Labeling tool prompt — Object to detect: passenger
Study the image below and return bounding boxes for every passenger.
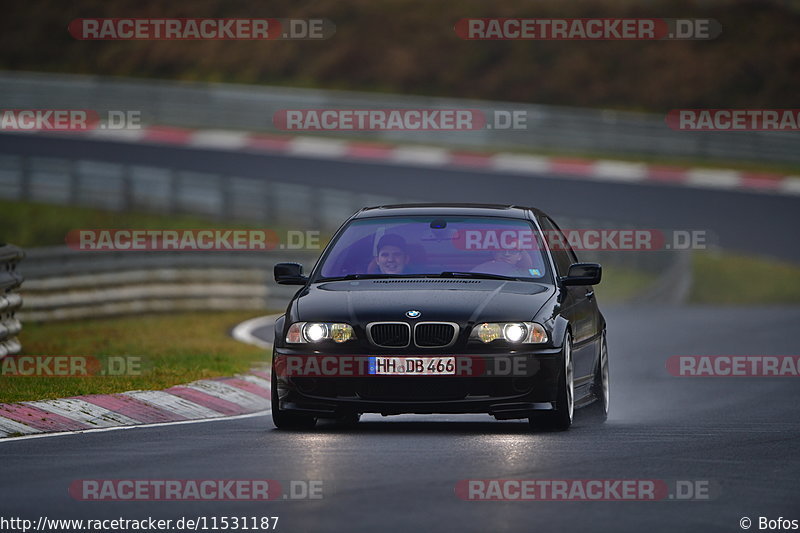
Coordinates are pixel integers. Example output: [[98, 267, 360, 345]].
[[472, 244, 530, 277]]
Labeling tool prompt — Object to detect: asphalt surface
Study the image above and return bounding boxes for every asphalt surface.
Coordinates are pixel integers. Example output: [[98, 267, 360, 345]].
[[2, 305, 799, 533], [2, 133, 800, 262]]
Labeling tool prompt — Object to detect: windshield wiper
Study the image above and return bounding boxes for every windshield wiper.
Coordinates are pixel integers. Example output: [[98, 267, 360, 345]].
[[317, 273, 428, 281], [319, 272, 522, 282], [437, 271, 518, 281]]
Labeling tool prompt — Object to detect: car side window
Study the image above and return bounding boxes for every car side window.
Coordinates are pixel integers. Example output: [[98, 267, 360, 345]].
[[539, 216, 576, 277]]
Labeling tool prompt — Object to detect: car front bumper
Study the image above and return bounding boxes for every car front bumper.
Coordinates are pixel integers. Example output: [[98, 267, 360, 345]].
[[272, 350, 562, 419]]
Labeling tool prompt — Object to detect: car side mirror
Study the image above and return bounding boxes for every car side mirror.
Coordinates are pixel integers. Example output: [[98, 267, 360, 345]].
[[561, 263, 601, 286], [274, 263, 308, 285]]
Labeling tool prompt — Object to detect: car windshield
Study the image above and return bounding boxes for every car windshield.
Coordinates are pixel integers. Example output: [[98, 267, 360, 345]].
[[315, 215, 552, 283]]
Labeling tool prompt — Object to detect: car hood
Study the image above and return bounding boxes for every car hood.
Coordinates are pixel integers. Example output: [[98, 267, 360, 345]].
[[292, 279, 555, 325]]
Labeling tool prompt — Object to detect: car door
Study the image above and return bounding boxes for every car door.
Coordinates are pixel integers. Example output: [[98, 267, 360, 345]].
[[540, 216, 600, 382]]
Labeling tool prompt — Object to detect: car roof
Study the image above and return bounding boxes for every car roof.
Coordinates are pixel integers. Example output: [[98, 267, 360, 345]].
[[353, 203, 547, 220]]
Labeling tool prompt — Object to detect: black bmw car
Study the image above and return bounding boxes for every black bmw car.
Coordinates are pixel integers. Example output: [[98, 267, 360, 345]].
[[271, 204, 610, 431]]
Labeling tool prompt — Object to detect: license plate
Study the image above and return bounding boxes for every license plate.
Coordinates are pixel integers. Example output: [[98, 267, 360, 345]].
[[368, 356, 456, 375]]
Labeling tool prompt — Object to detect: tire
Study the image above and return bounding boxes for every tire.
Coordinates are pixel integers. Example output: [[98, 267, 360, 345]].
[[271, 368, 317, 430], [584, 331, 610, 423], [529, 332, 574, 431]]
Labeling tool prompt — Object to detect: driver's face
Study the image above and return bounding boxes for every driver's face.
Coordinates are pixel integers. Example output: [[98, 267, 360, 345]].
[[376, 245, 409, 274], [494, 247, 522, 265]]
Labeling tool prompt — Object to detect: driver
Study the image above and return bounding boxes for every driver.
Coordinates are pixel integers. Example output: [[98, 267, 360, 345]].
[[374, 234, 410, 274], [472, 241, 530, 277]]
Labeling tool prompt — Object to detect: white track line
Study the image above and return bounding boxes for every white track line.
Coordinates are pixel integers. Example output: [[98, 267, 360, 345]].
[[289, 137, 349, 158], [231, 314, 279, 349], [390, 146, 450, 167], [592, 160, 648, 182], [188, 129, 249, 150], [685, 168, 742, 189], [780, 177, 800, 195], [491, 153, 551, 175]]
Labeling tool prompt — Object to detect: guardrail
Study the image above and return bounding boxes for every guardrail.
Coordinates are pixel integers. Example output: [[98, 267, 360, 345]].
[[0, 244, 24, 357], [0, 154, 400, 234], [1, 71, 798, 165], [19, 247, 318, 322]]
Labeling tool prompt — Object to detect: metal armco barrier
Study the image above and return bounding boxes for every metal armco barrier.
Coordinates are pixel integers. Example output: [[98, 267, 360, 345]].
[[0, 155, 399, 234], [18, 247, 319, 322], [0, 244, 24, 357], [1, 71, 798, 165]]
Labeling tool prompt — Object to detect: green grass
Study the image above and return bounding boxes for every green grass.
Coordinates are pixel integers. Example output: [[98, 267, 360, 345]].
[[0, 199, 262, 248], [597, 251, 800, 305], [594, 268, 655, 303], [0, 311, 271, 403], [690, 251, 800, 305]]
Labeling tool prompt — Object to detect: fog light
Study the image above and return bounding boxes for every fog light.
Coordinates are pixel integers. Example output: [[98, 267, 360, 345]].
[[476, 323, 503, 343], [331, 323, 355, 343]]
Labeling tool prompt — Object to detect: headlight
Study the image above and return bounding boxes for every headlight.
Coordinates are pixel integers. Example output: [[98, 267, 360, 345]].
[[503, 323, 527, 343], [472, 322, 548, 344], [286, 322, 355, 344]]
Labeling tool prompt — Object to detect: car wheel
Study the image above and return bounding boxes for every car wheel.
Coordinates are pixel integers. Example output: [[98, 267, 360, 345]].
[[584, 331, 610, 423], [271, 367, 317, 430], [529, 332, 574, 431]]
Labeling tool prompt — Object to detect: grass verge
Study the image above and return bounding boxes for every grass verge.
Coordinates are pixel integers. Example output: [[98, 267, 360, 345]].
[[594, 268, 655, 303], [0, 199, 262, 248], [0, 311, 271, 403], [690, 251, 800, 305]]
